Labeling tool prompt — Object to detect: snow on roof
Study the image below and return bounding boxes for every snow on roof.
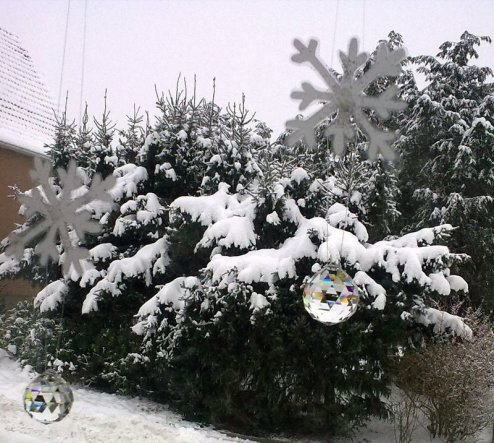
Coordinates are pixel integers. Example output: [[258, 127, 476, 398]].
[[0, 27, 55, 156]]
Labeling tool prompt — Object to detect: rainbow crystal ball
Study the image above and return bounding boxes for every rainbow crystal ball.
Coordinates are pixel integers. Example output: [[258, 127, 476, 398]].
[[23, 370, 73, 424], [303, 267, 359, 325]]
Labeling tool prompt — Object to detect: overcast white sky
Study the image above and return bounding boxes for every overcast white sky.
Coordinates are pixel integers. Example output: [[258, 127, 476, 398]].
[[1, 0, 493, 137]]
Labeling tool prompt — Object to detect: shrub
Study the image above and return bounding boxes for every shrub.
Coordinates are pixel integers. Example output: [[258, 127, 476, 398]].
[[393, 309, 494, 442], [0, 301, 73, 373]]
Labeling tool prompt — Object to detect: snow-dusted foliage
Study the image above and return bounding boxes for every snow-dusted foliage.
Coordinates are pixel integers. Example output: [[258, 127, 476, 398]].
[[82, 237, 169, 314], [287, 37, 406, 160], [135, 178, 469, 345], [0, 84, 267, 322], [397, 31, 494, 308]]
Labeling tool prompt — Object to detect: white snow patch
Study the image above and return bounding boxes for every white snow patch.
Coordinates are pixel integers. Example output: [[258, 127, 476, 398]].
[[266, 211, 280, 225], [89, 243, 116, 263], [428, 272, 451, 295], [354, 271, 387, 309], [172, 183, 239, 226], [176, 129, 187, 141], [447, 275, 469, 292], [133, 277, 200, 336], [34, 280, 68, 312], [249, 292, 270, 312], [197, 217, 256, 251], [414, 307, 473, 339], [290, 167, 309, 184], [110, 164, 148, 201]]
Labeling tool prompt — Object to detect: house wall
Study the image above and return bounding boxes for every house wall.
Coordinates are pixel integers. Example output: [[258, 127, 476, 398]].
[[0, 144, 41, 308]]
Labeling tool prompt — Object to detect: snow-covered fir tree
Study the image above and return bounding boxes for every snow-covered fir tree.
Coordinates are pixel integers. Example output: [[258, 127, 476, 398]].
[[88, 91, 117, 178], [116, 105, 148, 166], [0, 75, 476, 438], [397, 31, 494, 308], [131, 158, 470, 435]]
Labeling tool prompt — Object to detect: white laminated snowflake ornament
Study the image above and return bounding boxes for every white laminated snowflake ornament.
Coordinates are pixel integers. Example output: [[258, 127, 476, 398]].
[[286, 37, 407, 160], [6, 158, 116, 277]]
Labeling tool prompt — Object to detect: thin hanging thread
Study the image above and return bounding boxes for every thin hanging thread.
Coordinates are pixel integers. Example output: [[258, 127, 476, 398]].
[[43, 265, 49, 372], [57, 0, 71, 114], [330, 0, 340, 69], [362, 0, 366, 49], [337, 0, 367, 267], [56, 0, 87, 368], [55, 289, 67, 363], [326, 0, 340, 267], [339, 146, 356, 266], [79, 0, 88, 124]]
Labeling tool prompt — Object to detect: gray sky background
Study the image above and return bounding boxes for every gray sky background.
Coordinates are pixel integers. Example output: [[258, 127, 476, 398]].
[[1, 0, 493, 138]]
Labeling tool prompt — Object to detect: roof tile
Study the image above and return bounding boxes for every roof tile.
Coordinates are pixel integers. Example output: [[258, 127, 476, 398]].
[[0, 27, 56, 155]]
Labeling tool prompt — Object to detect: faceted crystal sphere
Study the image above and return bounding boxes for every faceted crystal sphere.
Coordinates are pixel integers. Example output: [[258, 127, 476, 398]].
[[23, 370, 74, 424], [303, 267, 359, 325]]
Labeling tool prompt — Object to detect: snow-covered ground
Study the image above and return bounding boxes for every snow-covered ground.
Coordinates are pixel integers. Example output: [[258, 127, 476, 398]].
[[0, 349, 491, 443], [0, 349, 252, 443]]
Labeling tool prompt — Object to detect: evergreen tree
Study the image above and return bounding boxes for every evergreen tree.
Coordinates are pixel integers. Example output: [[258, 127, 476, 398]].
[[0, 84, 268, 391], [397, 31, 494, 308], [89, 90, 116, 178], [116, 106, 147, 166], [47, 97, 78, 172], [133, 158, 470, 437], [201, 94, 264, 195], [0, 71, 475, 440], [73, 103, 93, 170]]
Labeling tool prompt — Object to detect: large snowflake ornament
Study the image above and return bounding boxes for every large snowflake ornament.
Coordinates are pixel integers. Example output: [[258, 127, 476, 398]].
[[286, 37, 407, 160], [6, 158, 116, 277]]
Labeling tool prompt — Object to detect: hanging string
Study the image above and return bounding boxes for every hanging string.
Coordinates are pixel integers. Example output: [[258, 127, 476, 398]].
[[337, 0, 367, 268], [57, 0, 71, 115], [362, 0, 366, 49], [57, 0, 88, 368], [339, 145, 355, 266], [330, 0, 340, 69], [78, 0, 88, 124], [326, 0, 341, 267], [43, 265, 50, 372], [55, 283, 67, 366]]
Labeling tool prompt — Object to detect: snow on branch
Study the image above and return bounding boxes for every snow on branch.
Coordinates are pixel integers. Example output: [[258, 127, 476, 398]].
[[326, 203, 369, 242], [35, 280, 68, 312], [114, 193, 165, 237], [110, 164, 148, 201], [133, 276, 200, 337], [82, 237, 169, 314], [196, 193, 466, 320], [0, 252, 24, 277], [382, 224, 455, 247], [171, 183, 245, 226], [413, 306, 473, 339], [196, 216, 257, 251], [208, 232, 317, 285]]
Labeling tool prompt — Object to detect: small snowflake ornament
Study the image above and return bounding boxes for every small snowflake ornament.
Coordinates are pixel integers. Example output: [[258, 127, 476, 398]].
[[6, 158, 116, 277], [286, 37, 407, 160]]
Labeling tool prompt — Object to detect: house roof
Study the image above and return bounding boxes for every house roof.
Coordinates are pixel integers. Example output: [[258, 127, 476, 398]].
[[0, 27, 55, 157]]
